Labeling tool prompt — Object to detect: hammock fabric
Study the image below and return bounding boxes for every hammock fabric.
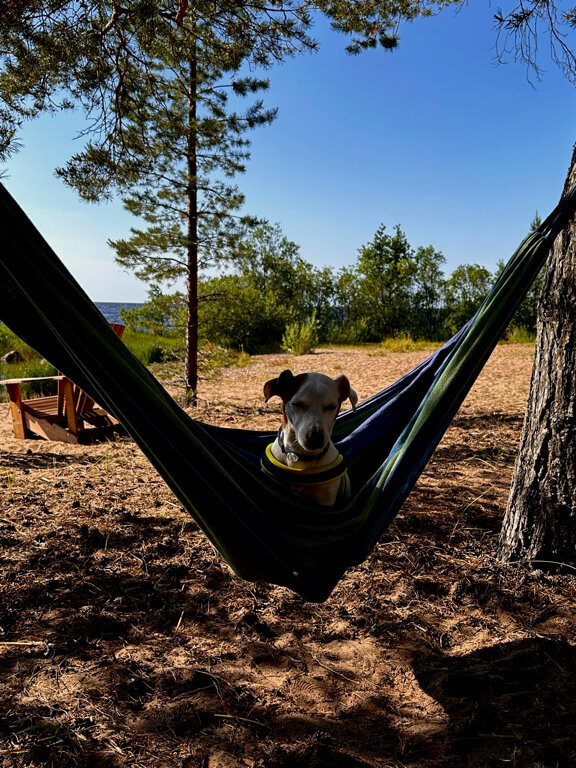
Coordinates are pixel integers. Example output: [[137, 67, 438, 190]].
[[1, 183, 575, 601]]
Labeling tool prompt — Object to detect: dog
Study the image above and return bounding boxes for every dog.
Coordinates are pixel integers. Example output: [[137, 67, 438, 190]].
[[262, 369, 358, 506]]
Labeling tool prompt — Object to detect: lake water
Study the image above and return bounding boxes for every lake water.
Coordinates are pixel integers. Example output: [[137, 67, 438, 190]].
[[95, 302, 142, 324]]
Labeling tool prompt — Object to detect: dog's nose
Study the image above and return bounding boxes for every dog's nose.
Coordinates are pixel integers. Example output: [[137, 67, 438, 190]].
[[305, 426, 326, 450]]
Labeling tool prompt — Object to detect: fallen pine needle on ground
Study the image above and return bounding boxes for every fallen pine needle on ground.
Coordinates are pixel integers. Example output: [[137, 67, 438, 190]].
[[1, 344, 575, 768]]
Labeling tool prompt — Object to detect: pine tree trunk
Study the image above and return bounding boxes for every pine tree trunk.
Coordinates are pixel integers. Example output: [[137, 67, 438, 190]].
[[185, 41, 199, 405], [499, 145, 576, 564]]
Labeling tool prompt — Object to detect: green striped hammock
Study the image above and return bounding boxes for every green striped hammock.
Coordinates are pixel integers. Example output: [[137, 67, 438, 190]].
[[1, 182, 574, 601]]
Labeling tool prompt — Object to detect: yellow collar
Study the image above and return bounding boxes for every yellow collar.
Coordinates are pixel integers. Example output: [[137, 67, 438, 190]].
[[262, 443, 348, 486]]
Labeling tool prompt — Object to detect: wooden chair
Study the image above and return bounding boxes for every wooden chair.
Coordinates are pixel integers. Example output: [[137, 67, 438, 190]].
[[2, 323, 125, 443]]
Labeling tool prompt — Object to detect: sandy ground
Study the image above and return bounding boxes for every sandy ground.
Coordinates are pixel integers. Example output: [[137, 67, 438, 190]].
[[1, 344, 575, 768]]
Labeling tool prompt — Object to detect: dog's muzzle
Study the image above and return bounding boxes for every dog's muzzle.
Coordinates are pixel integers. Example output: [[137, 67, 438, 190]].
[[302, 426, 326, 451]]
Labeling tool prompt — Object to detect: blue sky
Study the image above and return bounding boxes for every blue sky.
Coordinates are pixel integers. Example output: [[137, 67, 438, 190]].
[[3, 3, 576, 301]]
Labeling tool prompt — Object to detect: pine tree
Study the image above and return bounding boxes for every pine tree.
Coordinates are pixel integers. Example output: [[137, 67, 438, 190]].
[[499, 147, 576, 566], [53, 12, 299, 402]]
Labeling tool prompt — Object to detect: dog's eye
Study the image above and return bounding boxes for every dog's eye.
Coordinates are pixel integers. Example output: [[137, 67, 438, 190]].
[[324, 404, 338, 412]]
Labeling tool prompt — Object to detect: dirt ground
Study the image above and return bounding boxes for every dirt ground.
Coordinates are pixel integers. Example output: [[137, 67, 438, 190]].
[[1, 344, 575, 768]]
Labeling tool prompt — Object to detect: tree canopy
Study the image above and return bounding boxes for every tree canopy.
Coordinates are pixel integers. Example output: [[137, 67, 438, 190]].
[[122, 219, 527, 353], [0, 0, 472, 165]]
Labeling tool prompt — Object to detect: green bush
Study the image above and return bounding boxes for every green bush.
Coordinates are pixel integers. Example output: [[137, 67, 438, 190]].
[[324, 317, 374, 345], [0, 323, 38, 361], [503, 325, 536, 344], [120, 286, 186, 336], [122, 329, 184, 365], [199, 276, 284, 353], [282, 311, 319, 356]]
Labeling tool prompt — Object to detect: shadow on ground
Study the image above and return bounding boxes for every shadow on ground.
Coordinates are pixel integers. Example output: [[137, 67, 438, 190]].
[[414, 638, 576, 767]]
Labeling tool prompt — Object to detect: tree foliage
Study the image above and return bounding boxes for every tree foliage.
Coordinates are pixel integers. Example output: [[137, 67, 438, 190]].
[[0, 0, 471, 164], [232, 222, 337, 335], [122, 221, 520, 352], [494, 0, 576, 83], [0, 2, 314, 162], [198, 222, 334, 352], [199, 273, 283, 352], [443, 263, 492, 334], [334, 224, 447, 342], [355, 224, 417, 338], [412, 244, 447, 339]]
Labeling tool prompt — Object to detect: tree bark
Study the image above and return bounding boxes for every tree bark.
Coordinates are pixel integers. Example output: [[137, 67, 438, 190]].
[[499, 144, 576, 565]]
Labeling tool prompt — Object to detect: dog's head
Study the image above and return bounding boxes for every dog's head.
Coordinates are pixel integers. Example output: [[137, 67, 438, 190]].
[[264, 370, 358, 454]]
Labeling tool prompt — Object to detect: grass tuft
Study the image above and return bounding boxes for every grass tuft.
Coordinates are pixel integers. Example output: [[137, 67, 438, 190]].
[[379, 333, 440, 354], [282, 311, 319, 356]]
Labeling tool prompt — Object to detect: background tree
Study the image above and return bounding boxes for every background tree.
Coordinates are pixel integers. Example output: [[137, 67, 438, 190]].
[[411, 245, 447, 339], [333, 228, 448, 342], [233, 222, 338, 337], [333, 266, 370, 343], [198, 273, 283, 352], [200, 222, 303, 352], [120, 285, 186, 336], [233, 222, 310, 319], [499, 147, 576, 566], [198, 222, 338, 351], [443, 263, 493, 334], [353, 224, 417, 340], [495, 213, 545, 337]]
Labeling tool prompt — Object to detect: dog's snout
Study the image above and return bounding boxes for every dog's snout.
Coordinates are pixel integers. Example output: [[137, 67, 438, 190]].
[[305, 426, 326, 450]]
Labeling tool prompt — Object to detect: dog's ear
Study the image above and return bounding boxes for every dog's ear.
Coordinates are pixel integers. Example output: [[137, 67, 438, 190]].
[[264, 369, 295, 402], [335, 374, 358, 412]]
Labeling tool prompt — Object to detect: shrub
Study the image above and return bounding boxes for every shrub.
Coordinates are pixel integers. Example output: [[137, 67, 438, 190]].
[[282, 311, 319, 356], [120, 286, 186, 336], [122, 329, 184, 365], [503, 325, 536, 344], [324, 317, 374, 345], [199, 276, 283, 353], [380, 333, 438, 354], [0, 323, 38, 361]]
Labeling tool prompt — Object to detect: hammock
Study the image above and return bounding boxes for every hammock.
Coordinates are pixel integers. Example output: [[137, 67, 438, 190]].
[[1, 182, 574, 601]]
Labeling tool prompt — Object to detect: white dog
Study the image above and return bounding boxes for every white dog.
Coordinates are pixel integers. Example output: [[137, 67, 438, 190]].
[[263, 370, 358, 506]]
